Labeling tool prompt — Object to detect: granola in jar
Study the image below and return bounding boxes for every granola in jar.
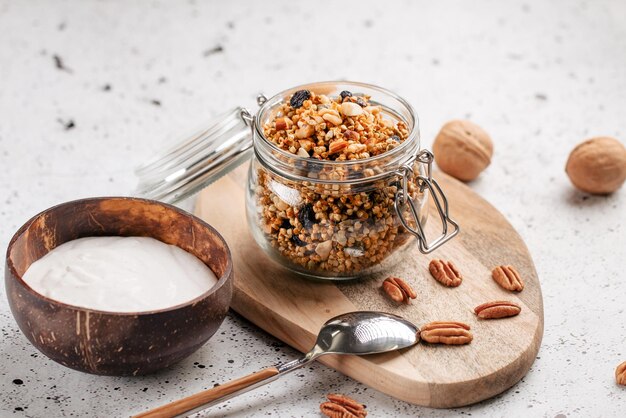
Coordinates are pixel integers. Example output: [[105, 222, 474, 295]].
[[137, 80, 458, 279], [262, 90, 409, 161], [248, 87, 425, 277]]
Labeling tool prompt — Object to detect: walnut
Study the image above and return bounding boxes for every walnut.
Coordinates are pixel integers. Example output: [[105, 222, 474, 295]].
[[617, 361, 626, 386], [565, 137, 626, 195], [432, 120, 494, 181]]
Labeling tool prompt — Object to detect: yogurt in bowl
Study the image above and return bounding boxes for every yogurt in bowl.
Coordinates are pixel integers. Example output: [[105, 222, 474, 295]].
[[22, 236, 219, 313], [5, 197, 233, 376]]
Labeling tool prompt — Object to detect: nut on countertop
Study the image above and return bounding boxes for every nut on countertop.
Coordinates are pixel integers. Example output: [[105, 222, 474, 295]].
[[616, 361, 626, 386], [565, 136, 626, 195], [432, 120, 494, 181], [320, 394, 367, 418]]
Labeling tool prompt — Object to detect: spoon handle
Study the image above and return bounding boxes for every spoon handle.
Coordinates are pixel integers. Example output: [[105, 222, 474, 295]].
[[132, 366, 280, 418]]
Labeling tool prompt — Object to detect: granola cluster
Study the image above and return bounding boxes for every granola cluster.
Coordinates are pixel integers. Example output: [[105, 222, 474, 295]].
[[262, 89, 409, 161], [253, 89, 420, 276]]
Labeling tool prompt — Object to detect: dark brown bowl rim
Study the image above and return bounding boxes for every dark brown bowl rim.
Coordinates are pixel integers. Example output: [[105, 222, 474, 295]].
[[5, 196, 233, 317]]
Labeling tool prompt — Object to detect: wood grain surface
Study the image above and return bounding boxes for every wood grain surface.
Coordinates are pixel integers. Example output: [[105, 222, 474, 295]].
[[194, 164, 543, 408]]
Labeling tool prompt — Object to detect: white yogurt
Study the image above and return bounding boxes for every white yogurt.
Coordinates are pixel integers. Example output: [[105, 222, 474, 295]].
[[21, 236, 219, 312]]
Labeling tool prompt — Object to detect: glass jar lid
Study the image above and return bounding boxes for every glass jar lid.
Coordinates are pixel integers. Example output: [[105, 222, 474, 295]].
[[135, 107, 253, 203]]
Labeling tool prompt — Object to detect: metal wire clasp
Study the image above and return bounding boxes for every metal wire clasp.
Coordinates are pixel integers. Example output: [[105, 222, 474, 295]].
[[241, 94, 268, 128], [394, 149, 460, 253], [240, 108, 254, 126]]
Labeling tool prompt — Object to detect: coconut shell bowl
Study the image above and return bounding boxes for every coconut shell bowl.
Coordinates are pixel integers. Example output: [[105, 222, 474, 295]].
[[5, 197, 233, 376]]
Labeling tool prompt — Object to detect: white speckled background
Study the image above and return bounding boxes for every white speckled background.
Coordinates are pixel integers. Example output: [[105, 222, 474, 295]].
[[1, 0, 625, 416]]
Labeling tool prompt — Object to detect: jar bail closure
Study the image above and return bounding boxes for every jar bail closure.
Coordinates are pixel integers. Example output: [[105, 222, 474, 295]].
[[394, 150, 460, 253]]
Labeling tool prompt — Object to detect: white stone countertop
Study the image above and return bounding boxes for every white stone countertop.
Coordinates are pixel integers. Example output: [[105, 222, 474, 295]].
[[1, 0, 625, 416]]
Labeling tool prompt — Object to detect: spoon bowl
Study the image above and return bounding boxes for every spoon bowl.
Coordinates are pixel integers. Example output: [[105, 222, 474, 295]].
[[314, 311, 420, 356]]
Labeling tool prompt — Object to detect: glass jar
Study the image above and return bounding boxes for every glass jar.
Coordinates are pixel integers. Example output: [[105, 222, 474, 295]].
[[136, 81, 459, 280]]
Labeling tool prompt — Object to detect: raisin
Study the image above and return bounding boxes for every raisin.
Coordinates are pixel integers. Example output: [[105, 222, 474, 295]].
[[290, 235, 307, 247], [356, 97, 367, 107], [290, 90, 311, 109], [280, 218, 291, 229], [340, 90, 352, 101], [297, 204, 317, 229], [390, 134, 401, 142]]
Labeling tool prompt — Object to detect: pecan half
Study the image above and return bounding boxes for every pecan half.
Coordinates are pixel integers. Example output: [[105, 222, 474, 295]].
[[329, 139, 348, 155], [420, 321, 473, 345], [382, 277, 417, 304], [320, 394, 367, 418], [492, 265, 524, 292], [617, 361, 626, 386], [474, 300, 521, 319], [382, 280, 404, 303], [429, 259, 462, 287], [320, 402, 356, 418]]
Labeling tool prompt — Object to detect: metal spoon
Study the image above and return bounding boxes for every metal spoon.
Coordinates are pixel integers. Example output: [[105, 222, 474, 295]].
[[133, 311, 420, 418]]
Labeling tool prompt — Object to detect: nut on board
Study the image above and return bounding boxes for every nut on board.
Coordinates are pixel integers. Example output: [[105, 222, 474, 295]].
[[432, 120, 494, 181], [565, 136, 626, 195]]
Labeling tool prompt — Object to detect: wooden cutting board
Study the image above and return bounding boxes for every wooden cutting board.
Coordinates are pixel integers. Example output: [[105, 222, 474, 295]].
[[194, 163, 543, 408]]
